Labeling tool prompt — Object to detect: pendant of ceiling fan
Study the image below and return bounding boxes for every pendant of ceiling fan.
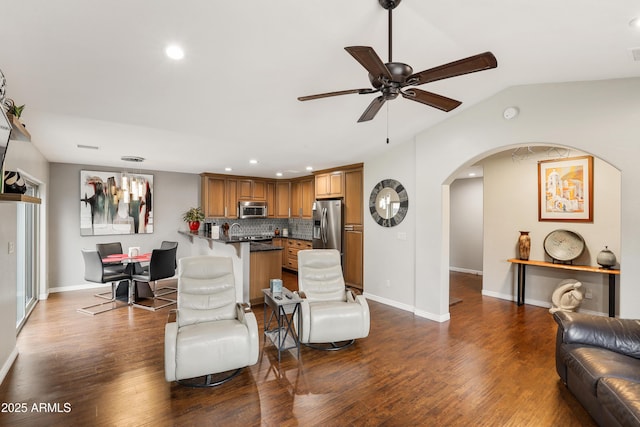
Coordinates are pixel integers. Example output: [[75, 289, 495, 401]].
[[298, 0, 498, 123]]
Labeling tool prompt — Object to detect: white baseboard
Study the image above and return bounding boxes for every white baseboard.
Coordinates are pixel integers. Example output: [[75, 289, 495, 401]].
[[50, 277, 176, 294], [414, 308, 451, 322], [449, 267, 483, 275], [49, 283, 109, 293], [363, 292, 450, 323], [0, 347, 19, 386], [481, 290, 607, 316]]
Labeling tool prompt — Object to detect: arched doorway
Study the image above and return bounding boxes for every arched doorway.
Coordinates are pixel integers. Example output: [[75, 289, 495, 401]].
[[445, 144, 621, 316]]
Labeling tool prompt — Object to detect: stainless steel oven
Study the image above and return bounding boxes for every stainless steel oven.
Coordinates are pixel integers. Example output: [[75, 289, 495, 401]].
[[238, 201, 268, 219]]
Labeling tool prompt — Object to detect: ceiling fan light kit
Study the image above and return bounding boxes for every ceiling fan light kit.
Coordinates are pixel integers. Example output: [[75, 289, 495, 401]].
[[298, 0, 498, 123]]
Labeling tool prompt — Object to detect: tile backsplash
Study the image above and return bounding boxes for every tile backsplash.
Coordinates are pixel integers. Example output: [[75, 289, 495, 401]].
[[205, 217, 313, 240]]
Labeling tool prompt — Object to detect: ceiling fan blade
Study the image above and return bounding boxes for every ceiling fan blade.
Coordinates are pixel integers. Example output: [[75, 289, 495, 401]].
[[358, 96, 386, 122], [345, 46, 392, 81], [298, 88, 373, 101], [406, 52, 498, 86], [402, 88, 462, 112]]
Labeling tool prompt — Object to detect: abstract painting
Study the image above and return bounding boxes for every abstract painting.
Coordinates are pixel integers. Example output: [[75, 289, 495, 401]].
[[538, 155, 593, 222], [80, 170, 153, 235]]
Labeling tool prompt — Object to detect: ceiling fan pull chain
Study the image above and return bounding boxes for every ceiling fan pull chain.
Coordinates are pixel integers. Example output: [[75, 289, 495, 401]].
[[386, 103, 390, 144]]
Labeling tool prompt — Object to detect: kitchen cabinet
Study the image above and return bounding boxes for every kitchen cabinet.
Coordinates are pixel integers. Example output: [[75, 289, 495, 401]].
[[301, 178, 314, 218], [272, 237, 287, 268], [238, 179, 266, 201], [275, 181, 291, 218], [285, 238, 312, 271], [344, 226, 363, 290], [344, 168, 363, 226], [226, 178, 238, 218], [249, 250, 282, 305], [343, 166, 364, 289], [315, 171, 343, 198], [202, 175, 226, 218], [267, 181, 276, 218], [201, 174, 238, 218], [291, 177, 314, 218]]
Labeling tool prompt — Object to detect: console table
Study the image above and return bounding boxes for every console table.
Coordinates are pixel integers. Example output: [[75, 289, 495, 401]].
[[507, 258, 620, 317]]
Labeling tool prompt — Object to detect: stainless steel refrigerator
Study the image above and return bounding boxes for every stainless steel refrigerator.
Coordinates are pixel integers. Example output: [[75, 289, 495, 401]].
[[312, 199, 343, 256]]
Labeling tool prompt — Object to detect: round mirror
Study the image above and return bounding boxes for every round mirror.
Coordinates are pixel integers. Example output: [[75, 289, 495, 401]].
[[369, 179, 408, 227]]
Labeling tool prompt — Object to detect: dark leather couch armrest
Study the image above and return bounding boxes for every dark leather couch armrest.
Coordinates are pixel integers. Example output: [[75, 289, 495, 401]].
[[553, 311, 640, 359]]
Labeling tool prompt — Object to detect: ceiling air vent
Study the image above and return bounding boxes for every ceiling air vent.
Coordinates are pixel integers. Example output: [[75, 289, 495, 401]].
[[629, 47, 640, 61]]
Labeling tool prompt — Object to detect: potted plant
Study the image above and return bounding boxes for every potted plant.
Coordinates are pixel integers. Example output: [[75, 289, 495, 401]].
[[9, 102, 25, 119], [183, 207, 205, 233]]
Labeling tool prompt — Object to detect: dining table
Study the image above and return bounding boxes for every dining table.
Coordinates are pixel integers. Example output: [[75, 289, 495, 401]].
[[101, 253, 152, 303]]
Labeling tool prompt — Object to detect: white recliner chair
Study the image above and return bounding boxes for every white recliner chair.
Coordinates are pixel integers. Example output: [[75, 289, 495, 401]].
[[164, 256, 259, 387], [296, 249, 370, 350]]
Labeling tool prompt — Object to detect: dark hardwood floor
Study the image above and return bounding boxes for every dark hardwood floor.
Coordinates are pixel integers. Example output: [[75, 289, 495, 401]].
[[0, 271, 594, 426]]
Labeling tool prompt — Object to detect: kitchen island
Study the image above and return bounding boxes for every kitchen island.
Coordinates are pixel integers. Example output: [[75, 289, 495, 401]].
[[178, 230, 282, 305], [249, 243, 283, 305]]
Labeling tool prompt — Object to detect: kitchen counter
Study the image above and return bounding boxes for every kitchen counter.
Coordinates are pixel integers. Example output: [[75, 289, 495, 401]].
[[249, 242, 283, 252]]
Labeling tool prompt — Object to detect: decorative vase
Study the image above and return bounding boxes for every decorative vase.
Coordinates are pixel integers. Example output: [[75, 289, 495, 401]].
[[3, 171, 27, 194], [597, 246, 617, 269], [188, 221, 200, 233], [518, 231, 531, 260]]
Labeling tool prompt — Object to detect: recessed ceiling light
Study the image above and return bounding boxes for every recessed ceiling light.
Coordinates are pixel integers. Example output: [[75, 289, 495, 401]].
[[165, 44, 185, 60], [630, 17, 640, 29], [276, 172, 283, 177], [306, 166, 313, 171], [224, 167, 232, 172], [468, 172, 476, 177], [249, 159, 258, 164]]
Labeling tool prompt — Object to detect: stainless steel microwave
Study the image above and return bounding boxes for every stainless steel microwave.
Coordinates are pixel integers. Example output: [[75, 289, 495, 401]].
[[238, 201, 268, 219]]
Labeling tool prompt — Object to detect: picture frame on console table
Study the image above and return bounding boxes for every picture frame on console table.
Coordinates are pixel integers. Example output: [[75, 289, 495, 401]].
[[538, 155, 593, 222]]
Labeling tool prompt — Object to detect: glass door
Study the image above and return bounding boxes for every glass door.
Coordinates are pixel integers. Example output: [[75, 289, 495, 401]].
[[16, 180, 39, 332]]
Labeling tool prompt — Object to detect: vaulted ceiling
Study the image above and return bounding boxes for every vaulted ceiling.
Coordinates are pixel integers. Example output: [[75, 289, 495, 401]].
[[2, 0, 639, 177]]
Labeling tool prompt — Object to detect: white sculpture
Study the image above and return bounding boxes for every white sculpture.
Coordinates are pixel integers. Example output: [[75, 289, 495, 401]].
[[549, 279, 584, 314]]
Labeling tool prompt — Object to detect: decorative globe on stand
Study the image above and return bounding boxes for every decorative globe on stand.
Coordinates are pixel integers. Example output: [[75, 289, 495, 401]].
[[597, 246, 617, 269]]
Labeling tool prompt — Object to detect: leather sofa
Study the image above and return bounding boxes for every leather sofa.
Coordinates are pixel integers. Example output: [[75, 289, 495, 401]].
[[554, 311, 640, 426]]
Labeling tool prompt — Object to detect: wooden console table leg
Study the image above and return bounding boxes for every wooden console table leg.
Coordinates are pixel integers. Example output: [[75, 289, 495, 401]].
[[608, 273, 615, 318]]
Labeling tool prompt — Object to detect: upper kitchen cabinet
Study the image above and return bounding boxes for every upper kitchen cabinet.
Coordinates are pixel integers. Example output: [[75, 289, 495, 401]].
[[238, 179, 266, 201], [267, 181, 276, 218], [315, 171, 343, 198], [275, 181, 291, 218], [200, 174, 238, 218], [291, 177, 314, 219], [201, 174, 226, 218]]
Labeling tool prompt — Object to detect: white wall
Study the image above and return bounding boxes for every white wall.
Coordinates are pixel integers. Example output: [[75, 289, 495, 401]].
[[0, 135, 49, 384], [48, 163, 199, 290], [363, 140, 416, 313], [449, 178, 483, 274], [482, 149, 620, 313], [364, 77, 640, 320]]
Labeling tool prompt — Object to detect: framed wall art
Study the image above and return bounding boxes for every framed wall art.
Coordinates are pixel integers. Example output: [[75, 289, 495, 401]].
[[80, 170, 154, 236], [538, 155, 593, 222]]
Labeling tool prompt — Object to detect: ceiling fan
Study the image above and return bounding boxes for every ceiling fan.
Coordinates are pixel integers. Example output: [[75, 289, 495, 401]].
[[298, 0, 498, 123]]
